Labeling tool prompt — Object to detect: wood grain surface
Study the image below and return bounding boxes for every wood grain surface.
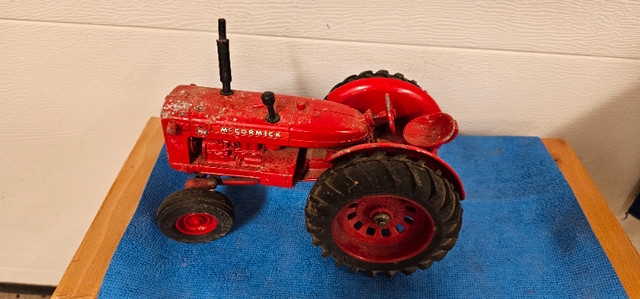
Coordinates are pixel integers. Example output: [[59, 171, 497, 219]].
[[2, 1, 639, 59], [52, 119, 639, 298], [52, 118, 164, 298]]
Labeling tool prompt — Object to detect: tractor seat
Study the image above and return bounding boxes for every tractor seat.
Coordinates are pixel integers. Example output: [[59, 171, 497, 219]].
[[403, 112, 458, 149]]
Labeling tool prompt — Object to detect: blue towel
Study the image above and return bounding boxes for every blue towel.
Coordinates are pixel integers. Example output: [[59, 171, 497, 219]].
[[99, 136, 626, 298]]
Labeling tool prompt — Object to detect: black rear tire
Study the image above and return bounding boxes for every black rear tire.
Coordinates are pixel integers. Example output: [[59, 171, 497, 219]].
[[325, 70, 421, 99], [157, 188, 234, 243], [305, 153, 462, 277]]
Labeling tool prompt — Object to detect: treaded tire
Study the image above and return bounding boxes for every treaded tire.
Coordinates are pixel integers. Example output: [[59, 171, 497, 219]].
[[305, 153, 462, 277], [157, 188, 234, 243], [325, 70, 421, 99]]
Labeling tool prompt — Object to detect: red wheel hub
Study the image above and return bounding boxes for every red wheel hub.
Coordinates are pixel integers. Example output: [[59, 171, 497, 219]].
[[332, 195, 434, 263], [175, 213, 218, 235]]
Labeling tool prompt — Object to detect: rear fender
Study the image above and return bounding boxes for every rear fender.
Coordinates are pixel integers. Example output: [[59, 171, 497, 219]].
[[326, 77, 441, 124], [328, 143, 465, 199]]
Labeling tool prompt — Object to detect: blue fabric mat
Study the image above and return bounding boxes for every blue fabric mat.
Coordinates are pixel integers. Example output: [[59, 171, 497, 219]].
[[99, 136, 626, 298]]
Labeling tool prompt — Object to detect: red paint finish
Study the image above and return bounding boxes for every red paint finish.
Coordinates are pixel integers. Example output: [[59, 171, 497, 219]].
[[161, 79, 463, 197], [326, 77, 441, 126], [184, 177, 218, 189], [403, 112, 458, 149], [175, 213, 218, 235], [289, 98, 371, 147], [219, 178, 260, 185], [162, 85, 370, 150], [159, 16, 463, 268], [331, 195, 435, 263]]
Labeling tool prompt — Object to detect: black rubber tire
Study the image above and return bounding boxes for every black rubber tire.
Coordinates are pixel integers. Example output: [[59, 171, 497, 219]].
[[305, 152, 462, 277], [325, 70, 421, 99], [157, 188, 234, 243]]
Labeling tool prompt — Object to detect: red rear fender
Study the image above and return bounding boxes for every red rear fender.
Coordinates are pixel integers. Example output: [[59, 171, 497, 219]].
[[326, 77, 441, 124]]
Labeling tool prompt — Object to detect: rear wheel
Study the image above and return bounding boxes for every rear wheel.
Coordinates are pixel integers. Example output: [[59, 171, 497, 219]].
[[157, 188, 234, 243], [325, 70, 421, 99], [305, 153, 462, 277]]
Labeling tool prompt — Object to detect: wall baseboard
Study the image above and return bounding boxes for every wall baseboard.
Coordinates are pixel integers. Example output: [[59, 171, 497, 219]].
[[0, 282, 56, 295]]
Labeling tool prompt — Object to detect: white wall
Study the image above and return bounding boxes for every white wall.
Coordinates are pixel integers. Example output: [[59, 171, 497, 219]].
[[1, 1, 638, 285]]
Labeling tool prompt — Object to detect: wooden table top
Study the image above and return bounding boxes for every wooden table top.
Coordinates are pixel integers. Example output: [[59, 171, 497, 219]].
[[52, 117, 640, 298]]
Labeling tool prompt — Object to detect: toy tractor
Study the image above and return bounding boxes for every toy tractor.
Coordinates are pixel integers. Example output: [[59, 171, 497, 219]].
[[157, 19, 464, 277]]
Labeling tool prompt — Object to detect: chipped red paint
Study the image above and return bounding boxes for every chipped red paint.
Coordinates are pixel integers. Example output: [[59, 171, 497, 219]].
[[162, 85, 370, 150], [158, 18, 465, 271], [184, 177, 218, 189], [161, 81, 463, 198], [403, 112, 459, 149]]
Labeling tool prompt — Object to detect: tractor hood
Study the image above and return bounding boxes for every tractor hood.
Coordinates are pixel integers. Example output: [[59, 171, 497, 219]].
[[162, 85, 371, 148]]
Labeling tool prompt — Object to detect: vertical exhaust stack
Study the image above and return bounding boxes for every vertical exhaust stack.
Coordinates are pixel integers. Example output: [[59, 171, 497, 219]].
[[217, 18, 233, 96]]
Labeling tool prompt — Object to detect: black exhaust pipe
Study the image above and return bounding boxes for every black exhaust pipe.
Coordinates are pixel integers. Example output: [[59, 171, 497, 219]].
[[217, 18, 233, 96]]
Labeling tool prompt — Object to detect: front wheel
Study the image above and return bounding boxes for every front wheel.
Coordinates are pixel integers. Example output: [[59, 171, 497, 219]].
[[305, 153, 462, 277], [157, 188, 234, 243]]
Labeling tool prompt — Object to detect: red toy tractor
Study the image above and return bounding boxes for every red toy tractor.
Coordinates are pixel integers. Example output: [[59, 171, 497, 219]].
[[157, 19, 464, 277]]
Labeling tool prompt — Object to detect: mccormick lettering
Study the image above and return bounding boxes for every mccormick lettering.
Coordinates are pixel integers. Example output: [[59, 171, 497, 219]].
[[220, 127, 282, 138]]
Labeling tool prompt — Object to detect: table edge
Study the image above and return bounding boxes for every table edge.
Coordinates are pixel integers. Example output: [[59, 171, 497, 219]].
[[53, 118, 640, 298], [542, 138, 640, 297]]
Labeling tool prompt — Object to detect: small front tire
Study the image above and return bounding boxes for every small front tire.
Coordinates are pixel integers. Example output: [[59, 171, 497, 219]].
[[157, 188, 234, 243]]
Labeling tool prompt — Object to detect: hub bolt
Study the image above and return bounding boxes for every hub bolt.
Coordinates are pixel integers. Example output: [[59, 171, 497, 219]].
[[373, 213, 391, 227]]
